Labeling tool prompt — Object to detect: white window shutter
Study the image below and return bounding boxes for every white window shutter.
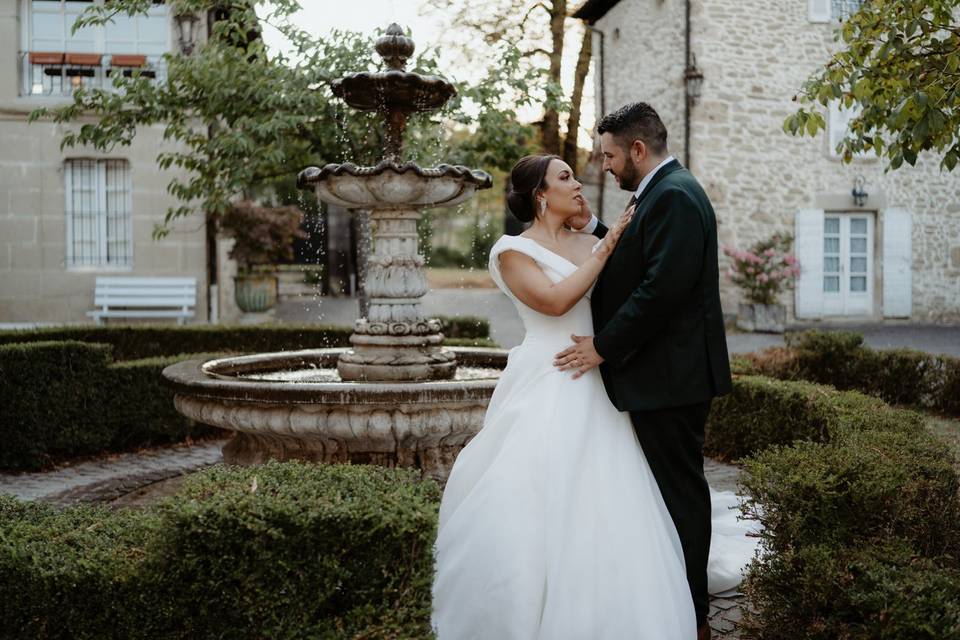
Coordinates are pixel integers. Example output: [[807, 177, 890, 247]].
[[828, 101, 846, 156], [882, 208, 912, 318], [808, 0, 832, 22], [795, 208, 825, 319]]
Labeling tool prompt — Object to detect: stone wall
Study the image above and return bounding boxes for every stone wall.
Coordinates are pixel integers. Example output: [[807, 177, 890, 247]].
[[591, 0, 960, 322], [0, 0, 210, 324]]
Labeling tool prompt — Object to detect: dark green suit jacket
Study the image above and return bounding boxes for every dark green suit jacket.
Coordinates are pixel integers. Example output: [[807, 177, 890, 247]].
[[592, 159, 732, 411]]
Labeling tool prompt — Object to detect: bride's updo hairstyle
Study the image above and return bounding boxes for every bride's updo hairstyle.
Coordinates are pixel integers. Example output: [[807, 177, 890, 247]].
[[506, 154, 560, 223]]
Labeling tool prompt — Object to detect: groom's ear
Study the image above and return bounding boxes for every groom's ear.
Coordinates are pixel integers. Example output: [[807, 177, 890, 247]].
[[630, 139, 647, 163]]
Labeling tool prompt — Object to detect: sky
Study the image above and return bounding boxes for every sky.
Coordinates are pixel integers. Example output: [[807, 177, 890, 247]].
[[260, 1, 447, 53], [258, 0, 597, 151]]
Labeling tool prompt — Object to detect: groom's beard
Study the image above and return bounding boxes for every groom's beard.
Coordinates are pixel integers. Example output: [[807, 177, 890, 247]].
[[614, 162, 642, 192]]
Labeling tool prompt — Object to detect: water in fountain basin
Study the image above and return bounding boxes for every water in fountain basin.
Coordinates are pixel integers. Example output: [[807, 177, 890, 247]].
[[238, 365, 502, 383]]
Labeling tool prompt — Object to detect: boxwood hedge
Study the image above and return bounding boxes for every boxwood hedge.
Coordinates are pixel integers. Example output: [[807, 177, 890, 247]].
[[0, 462, 440, 640], [707, 374, 960, 639]]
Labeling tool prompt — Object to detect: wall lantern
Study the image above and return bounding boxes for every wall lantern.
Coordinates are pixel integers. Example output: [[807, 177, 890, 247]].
[[684, 54, 704, 106], [175, 11, 201, 55], [852, 175, 868, 207]]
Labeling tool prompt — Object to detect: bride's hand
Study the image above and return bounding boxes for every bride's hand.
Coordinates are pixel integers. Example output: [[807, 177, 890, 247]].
[[565, 196, 594, 231], [595, 205, 635, 259]]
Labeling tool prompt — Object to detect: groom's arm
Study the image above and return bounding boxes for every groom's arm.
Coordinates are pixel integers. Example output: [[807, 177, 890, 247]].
[[591, 219, 608, 240], [593, 189, 705, 369]]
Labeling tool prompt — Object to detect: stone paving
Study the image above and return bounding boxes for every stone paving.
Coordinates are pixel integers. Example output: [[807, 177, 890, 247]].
[[0, 439, 225, 505]]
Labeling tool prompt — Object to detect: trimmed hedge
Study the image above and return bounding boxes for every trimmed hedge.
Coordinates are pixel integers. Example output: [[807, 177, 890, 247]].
[[739, 330, 960, 416], [0, 342, 218, 470], [0, 315, 490, 360], [705, 374, 925, 461], [707, 374, 960, 639], [742, 541, 960, 640], [0, 462, 440, 639]]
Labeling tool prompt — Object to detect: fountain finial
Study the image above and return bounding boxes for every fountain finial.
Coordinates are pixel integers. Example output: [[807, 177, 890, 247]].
[[375, 23, 415, 71]]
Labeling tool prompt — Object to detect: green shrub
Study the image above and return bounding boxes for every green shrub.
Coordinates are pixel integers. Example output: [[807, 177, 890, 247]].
[[743, 540, 960, 640], [0, 341, 115, 469], [435, 315, 490, 340], [740, 430, 959, 556], [0, 462, 440, 640], [441, 337, 499, 348], [0, 342, 217, 471], [0, 324, 354, 361], [0, 322, 491, 361], [773, 330, 960, 416], [705, 375, 925, 460], [720, 371, 960, 639]]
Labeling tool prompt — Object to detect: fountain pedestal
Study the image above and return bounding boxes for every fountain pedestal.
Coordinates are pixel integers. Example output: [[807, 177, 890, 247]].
[[337, 207, 455, 381]]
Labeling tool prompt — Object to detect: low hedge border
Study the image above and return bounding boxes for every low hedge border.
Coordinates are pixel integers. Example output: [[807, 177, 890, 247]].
[[0, 462, 440, 640], [0, 315, 491, 361], [734, 330, 960, 416], [708, 374, 960, 638], [0, 342, 220, 471]]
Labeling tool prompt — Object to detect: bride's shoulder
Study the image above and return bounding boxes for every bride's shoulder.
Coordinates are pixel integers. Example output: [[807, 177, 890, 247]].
[[491, 234, 531, 255]]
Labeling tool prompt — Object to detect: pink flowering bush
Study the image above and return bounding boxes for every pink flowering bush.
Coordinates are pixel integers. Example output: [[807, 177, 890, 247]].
[[723, 233, 801, 306]]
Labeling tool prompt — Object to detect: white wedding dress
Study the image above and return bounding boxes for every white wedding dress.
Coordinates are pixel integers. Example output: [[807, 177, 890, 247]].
[[432, 235, 759, 639]]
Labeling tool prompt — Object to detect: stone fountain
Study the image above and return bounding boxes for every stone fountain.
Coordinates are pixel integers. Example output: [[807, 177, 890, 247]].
[[162, 25, 506, 482]]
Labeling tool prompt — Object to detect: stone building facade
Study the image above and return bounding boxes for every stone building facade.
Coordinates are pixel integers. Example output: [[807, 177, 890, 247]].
[[0, 0, 217, 324], [575, 0, 960, 323]]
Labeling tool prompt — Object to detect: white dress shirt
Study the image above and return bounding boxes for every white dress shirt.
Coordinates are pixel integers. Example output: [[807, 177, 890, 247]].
[[580, 155, 676, 234]]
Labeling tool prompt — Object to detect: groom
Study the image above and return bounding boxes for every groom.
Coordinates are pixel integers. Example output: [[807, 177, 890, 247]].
[[556, 102, 732, 639]]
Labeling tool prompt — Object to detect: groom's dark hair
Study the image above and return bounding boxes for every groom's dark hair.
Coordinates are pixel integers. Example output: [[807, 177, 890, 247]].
[[597, 102, 668, 156]]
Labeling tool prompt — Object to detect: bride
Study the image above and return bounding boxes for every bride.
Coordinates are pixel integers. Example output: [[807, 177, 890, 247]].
[[431, 154, 757, 639]]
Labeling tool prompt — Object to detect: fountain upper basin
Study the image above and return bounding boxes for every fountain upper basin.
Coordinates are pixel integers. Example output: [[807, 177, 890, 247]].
[[297, 160, 492, 210]]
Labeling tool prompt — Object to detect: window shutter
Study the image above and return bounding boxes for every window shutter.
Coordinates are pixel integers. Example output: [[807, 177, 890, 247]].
[[808, 0, 832, 22], [882, 208, 912, 318], [795, 208, 825, 319]]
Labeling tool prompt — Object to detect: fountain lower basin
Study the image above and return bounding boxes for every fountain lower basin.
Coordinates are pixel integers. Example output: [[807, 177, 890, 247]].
[[162, 347, 507, 482]]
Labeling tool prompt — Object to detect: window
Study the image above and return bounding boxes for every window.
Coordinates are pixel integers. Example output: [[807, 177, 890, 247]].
[[22, 0, 169, 96], [65, 159, 133, 268], [832, 0, 864, 20], [827, 100, 869, 160], [809, 0, 864, 22]]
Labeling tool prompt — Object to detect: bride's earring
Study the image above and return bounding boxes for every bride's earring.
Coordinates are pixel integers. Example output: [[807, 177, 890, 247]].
[[539, 199, 547, 218]]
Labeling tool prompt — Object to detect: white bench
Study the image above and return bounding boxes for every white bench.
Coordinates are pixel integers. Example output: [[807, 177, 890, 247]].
[[87, 276, 197, 325]]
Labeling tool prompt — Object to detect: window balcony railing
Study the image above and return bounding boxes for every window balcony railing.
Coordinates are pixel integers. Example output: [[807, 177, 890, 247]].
[[19, 51, 168, 98]]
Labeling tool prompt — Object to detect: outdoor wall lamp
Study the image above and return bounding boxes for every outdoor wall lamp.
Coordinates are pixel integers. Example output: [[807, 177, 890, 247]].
[[175, 11, 200, 55], [684, 54, 704, 106], [852, 175, 868, 207]]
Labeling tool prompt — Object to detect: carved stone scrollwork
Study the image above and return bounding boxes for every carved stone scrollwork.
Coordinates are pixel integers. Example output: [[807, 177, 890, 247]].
[[353, 319, 444, 336]]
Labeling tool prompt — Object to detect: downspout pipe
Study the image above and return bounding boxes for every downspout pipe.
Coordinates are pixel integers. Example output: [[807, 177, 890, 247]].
[[684, 0, 692, 168], [588, 24, 606, 219]]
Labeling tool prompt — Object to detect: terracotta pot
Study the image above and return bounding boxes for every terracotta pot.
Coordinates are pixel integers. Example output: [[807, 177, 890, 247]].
[[234, 274, 278, 312], [736, 303, 786, 333]]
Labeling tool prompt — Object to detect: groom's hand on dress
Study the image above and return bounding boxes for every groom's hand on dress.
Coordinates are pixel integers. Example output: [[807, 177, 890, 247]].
[[554, 335, 604, 379]]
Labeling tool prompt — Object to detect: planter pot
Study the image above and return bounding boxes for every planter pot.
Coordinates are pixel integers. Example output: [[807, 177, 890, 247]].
[[234, 274, 278, 313], [737, 303, 786, 333]]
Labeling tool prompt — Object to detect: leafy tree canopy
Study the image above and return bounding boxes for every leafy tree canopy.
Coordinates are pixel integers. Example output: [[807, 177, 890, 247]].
[[31, 0, 546, 236], [784, 0, 960, 172]]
